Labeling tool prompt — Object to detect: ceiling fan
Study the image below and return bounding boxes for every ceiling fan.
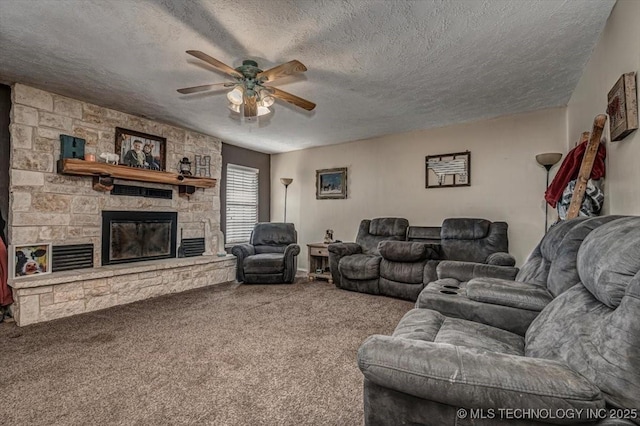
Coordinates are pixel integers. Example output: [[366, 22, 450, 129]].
[[177, 50, 316, 119]]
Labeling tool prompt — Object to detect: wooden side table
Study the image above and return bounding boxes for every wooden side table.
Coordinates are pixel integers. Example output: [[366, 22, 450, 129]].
[[307, 243, 333, 284]]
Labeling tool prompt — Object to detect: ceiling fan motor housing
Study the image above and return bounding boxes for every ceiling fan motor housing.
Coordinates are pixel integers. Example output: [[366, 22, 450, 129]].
[[236, 60, 262, 79]]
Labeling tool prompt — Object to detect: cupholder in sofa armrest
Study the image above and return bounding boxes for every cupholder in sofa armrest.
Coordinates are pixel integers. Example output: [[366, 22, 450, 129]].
[[440, 290, 459, 295], [443, 285, 460, 290]]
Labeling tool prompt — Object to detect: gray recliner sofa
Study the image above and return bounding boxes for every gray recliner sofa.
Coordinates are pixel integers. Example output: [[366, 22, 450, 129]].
[[416, 215, 621, 335], [330, 218, 515, 301], [358, 216, 640, 425], [231, 222, 300, 284]]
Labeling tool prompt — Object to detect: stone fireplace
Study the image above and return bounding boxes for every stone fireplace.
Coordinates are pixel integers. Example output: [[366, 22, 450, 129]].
[[7, 84, 235, 326]]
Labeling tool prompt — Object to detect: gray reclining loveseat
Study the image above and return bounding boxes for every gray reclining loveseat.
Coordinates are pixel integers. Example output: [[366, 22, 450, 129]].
[[358, 216, 640, 425], [416, 215, 621, 335]]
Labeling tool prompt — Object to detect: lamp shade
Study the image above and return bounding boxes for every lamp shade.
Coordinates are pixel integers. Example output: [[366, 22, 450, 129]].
[[536, 152, 563, 167], [226, 87, 244, 105], [280, 178, 293, 186]]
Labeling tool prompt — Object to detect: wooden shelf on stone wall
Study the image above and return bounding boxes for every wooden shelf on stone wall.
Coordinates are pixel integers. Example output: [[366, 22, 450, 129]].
[[57, 159, 217, 192]]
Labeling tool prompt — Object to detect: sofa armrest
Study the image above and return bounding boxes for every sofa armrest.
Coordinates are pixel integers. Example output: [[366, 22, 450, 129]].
[[328, 242, 362, 287], [486, 252, 516, 267], [436, 260, 518, 282], [230, 243, 256, 282], [358, 335, 604, 415], [282, 243, 301, 283], [328, 242, 362, 257], [466, 277, 553, 311]]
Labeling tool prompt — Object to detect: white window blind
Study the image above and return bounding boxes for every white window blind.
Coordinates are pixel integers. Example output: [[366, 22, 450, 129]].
[[226, 164, 259, 244]]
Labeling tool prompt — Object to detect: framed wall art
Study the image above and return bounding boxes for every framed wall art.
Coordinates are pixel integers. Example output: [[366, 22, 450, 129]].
[[9, 243, 52, 279], [316, 167, 347, 199], [115, 127, 167, 171], [607, 72, 638, 141], [425, 151, 471, 188]]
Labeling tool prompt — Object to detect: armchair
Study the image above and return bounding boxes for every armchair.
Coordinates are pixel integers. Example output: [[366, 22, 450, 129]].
[[231, 222, 300, 284], [359, 216, 640, 425], [328, 218, 409, 295]]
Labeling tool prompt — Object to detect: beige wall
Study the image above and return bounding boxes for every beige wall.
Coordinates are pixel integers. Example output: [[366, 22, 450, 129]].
[[567, 0, 640, 215], [272, 107, 567, 269]]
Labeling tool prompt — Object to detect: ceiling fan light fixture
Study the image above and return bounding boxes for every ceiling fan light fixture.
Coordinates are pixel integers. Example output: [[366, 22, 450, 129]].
[[257, 106, 271, 117], [227, 103, 241, 114], [260, 95, 275, 107], [226, 86, 244, 105]]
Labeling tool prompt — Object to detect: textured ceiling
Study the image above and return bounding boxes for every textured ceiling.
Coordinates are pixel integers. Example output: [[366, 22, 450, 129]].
[[0, 0, 615, 153]]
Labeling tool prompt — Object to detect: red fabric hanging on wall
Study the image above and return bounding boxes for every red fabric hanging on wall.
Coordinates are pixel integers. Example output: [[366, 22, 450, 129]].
[[0, 237, 13, 306], [544, 140, 606, 208]]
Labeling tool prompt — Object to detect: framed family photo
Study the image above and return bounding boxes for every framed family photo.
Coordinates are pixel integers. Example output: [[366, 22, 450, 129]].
[[115, 127, 167, 171], [316, 167, 347, 199], [9, 243, 52, 280]]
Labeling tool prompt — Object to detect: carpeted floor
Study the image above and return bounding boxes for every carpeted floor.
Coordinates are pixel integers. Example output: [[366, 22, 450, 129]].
[[0, 278, 412, 425]]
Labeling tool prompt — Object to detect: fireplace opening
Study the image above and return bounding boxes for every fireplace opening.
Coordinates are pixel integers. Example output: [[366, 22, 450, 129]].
[[102, 211, 177, 265]]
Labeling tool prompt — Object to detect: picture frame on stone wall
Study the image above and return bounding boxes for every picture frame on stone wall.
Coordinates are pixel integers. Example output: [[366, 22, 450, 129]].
[[115, 127, 167, 171], [8, 243, 52, 280]]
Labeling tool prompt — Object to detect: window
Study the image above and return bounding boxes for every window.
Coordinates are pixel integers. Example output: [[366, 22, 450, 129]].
[[226, 164, 259, 245]]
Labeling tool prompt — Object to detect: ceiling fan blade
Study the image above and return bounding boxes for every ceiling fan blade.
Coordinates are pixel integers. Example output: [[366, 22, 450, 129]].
[[186, 50, 242, 78], [257, 60, 307, 83], [268, 87, 316, 111], [243, 92, 257, 118], [176, 82, 234, 94]]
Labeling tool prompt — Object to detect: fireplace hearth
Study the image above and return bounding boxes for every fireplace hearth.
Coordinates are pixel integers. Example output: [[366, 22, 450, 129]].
[[102, 211, 177, 265]]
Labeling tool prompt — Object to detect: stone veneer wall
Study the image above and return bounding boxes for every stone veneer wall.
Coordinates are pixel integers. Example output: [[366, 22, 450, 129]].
[[7, 83, 236, 325]]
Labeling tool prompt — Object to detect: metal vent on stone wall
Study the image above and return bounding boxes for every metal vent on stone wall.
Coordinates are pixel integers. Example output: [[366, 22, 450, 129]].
[[112, 184, 173, 199], [180, 238, 205, 257], [52, 244, 94, 272]]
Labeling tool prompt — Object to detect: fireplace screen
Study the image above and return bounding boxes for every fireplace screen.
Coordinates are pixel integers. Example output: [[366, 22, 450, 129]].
[[102, 211, 177, 265]]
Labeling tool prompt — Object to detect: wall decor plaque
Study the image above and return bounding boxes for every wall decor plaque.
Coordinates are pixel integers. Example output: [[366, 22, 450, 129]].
[[425, 151, 471, 188], [607, 72, 638, 142]]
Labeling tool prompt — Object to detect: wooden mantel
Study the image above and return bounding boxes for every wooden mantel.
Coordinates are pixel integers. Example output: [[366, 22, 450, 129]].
[[57, 159, 217, 189]]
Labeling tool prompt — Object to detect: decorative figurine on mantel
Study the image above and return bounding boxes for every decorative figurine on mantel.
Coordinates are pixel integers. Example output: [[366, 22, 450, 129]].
[[216, 230, 227, 257], [324, 229, 334, 244]]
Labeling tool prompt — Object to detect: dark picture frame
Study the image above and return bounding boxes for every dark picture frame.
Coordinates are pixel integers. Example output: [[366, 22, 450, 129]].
[[115, 127, 167, 171], [425, 151, 471, 188], [316, 167, 347, 199]]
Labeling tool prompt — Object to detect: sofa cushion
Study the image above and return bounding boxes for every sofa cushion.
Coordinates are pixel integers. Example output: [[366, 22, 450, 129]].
[[369, 218, 409, 237], [339, 254, 381, 280], [394, 309, 525, 355], [251, 222, 296, 246], [243, 253, 285, 274], [441, 218, 490, 240], [378, 241, 430, 262], [578, 216, 640, 308]]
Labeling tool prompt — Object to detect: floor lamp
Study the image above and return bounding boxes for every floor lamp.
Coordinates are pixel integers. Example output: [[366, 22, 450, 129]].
[[536, 153, 563, 232], [280, 178, 293, 223]]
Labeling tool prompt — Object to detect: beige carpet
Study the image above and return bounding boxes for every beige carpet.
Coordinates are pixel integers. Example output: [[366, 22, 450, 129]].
[[0, 278, 412, 425]]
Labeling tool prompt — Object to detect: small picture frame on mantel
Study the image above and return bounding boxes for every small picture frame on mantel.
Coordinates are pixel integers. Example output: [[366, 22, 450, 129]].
[[607, 72, 638, 141]]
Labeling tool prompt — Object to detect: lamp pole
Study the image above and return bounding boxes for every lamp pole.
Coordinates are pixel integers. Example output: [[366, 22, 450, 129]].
[[280, 178, 293, 223], [535, 153, 563, 233]]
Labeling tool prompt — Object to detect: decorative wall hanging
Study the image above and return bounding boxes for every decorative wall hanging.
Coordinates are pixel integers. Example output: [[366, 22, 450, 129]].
[[9, 243, 52, 279], [425, 151, 471, 188], [194, 155, 212, 177], [115, 127, 167, 171], [59, 134, 85, 159], [316, 167, 347, 199], [607, 72, 638, 141]]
